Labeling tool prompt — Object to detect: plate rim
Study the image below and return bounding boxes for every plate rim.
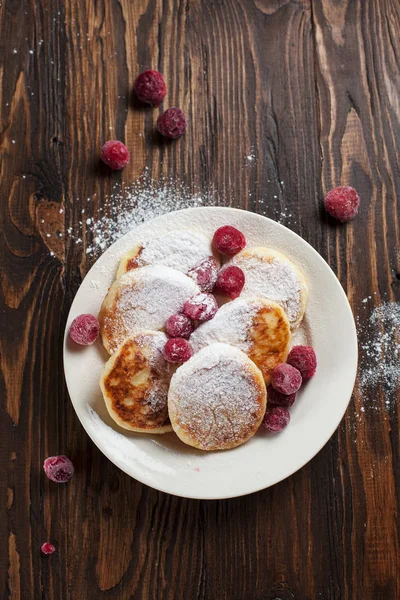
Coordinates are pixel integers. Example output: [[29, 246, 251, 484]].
[[63, 206, 358, 500]]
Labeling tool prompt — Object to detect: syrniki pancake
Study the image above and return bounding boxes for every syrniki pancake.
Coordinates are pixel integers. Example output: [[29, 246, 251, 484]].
[[228, 247, 308, 330], [100, 331, 174, 433], [99, 266, 199, 354], [168, 343, 266, 451], [190, 297, 291, 385], [117, 229, 220, 279]]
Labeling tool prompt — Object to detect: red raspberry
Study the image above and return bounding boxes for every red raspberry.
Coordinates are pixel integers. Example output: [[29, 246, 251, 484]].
[[100, 141, 130, 170], [41, 542, 56, 555], [324, 186, 360, 223], [287, 345, 317, 380], [267, 385, 297, 408], [165, 313, 194, 339], [157, 108, 187, 139], [43, 456, 74, 483], [134, 70, 166, 106], [187, 257, 218, 293], [212, 226, 246, 256], [69, 314, 99, 345], [271, 363, 302, 395], [164, 338, 192, 363], [183, 293, 218, 322], [215, 266, 245, 299], [263, 406, 290, 433]]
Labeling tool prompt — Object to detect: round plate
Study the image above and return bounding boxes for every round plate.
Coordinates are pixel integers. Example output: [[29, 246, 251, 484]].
[[64, 207, 357, 499]]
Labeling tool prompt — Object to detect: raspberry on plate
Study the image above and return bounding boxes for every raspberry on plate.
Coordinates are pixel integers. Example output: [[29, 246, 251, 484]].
[[157, 108, 187, 139], [164, 338, 192, 363], [100, 141, 130, 170], [212, 226, 246, 256], [41, 542, 56, 555], [215, 265, 245, 299], [183, 293, 218, 322], [267, 385, 297, 408], [187, 257, 219, 293], [287, 345, 317, 380], [324, 186, 360, 223], [69, 314, 99, 345], [134, 70, 167, 106], [165, 313, 194, 340], [271, 363, 302, 395], [262, 406, 290, 432], [43, 456, 74, 483]]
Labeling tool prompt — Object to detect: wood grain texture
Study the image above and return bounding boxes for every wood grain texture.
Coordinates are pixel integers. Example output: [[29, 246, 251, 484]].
[[0, 0, 399, 598]]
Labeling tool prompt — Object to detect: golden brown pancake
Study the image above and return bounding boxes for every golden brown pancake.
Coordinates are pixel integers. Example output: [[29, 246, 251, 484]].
[[116, 229, 220, 279], [99, 266, 199, 354], [228, 247, 308, 330], [168, 343, 266, 451], [190, 297, 291, 385], [100, 331, 174, 433]]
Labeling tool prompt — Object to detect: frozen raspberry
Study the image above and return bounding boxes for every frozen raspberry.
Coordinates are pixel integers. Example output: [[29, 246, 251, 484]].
[[215, 266, 245, 299], [41, 543, 56, 555], [100, 141, 130, 170], [324, 186, 360, 223], [43, 456, 74, 483], [134, 70, 166, 106], [157, 108, 187, 139], [271, 363, 302, 395], [263, 406, 290, 433], [69, 314, 99, 345], [212, 226, 246, 256], [187, 257, 219, 293], [267, 385, 297, 408], [165, 313, 194, 340], [183, 293, 218, 322], [287, 345, 317, 380], [164, 338, 192, 363]]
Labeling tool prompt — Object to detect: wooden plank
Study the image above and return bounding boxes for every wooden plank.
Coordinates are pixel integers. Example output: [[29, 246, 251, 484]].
[[0, 0, 399, 598]]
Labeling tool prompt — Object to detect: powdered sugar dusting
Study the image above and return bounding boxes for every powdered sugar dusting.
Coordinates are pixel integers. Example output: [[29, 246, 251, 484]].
[[230, 248, 305, 328], [102, 266, 199, 353], [68, 172, 219, 258], [357, 302, 400, 410], [129, 230, 214, 275], [190, 298, 260, 353], [169, 343, 265, 450]]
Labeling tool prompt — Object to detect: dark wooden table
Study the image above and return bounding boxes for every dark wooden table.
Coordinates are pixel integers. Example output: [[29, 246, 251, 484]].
[[1, 1, 399, 598]]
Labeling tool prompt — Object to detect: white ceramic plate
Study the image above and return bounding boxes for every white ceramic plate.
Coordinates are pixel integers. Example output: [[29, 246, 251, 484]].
[[64, 207, 357, 499]]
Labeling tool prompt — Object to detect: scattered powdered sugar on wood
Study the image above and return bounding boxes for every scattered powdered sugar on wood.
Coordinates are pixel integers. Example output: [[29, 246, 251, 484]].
[[129, 230, 214, 274], [357, 301, 400, 410], [67, 172, 219, 258], [168, 343, 265, 450]]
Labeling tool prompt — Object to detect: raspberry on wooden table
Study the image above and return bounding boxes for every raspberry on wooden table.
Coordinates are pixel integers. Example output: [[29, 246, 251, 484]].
[[215, 265, 245, 299], [187, 257, 219, 293], [43, 456, 74, 483], [164, 338, 192, 363], [287, 345, 317, 380], [134, 70, 167, 106], [69, 314, 99, 345], [267, 385, 297, 408], [157, 108, 187, 139], [183, 293, 218, 322], [271, 363, 302, 395], [41, 543, 56, 555], [212, 226, 246, 256], [100, 141, 130, 170], [263, 406, 290, 433], [324, 186, 360, 223], [165, 313, 194, 340]]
